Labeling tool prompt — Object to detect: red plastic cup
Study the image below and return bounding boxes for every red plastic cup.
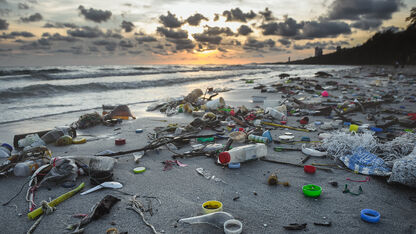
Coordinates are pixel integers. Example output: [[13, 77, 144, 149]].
[[304, 165, 316, 174]]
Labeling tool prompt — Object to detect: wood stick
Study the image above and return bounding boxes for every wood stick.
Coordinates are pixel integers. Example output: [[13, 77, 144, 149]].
[[260, 158, 333, 172]]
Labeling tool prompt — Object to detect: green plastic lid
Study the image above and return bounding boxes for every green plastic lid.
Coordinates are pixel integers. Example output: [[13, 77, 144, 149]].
[[133, 167, 146, 174]]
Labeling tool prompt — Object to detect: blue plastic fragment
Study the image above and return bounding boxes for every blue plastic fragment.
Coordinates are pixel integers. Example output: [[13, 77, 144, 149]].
[[228, 163, 241, 169]]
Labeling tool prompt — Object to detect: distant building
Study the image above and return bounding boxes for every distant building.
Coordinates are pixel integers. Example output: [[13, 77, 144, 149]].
[[315, 47, 323, 57]]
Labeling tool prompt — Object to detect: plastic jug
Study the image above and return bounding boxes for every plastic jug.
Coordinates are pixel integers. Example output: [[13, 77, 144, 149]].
[[218, 143, 267, 164], [265, 107, 287, 121], [0, 143, 12, 158], [14, 159, 44, 177]]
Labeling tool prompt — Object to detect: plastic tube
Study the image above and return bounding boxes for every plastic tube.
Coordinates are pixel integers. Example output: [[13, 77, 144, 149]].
[[179, 211, 234, 229]]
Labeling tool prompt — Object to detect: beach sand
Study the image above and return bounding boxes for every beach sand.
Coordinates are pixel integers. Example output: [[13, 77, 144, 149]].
[[1, 65, 416, 233]]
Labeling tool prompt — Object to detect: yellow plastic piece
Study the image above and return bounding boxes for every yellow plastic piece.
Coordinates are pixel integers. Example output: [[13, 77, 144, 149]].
[[72, 138, 87, 144], [112, 115, 129, 120], [262, 121, 310, 132], [55, 136, 72, 146], [202, 200, 223, 214], [349, 124, 359, 132], [28, 182, 85, 220]]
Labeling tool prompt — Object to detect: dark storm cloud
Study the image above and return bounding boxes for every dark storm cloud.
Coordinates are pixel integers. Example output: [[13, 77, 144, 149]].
[[121, 20, 135, 32], [119, 40, 134, 48], [53, 46, 84, 55], [259, 7, 275, 21], [136, 35, 157, 44], [20, 12, 42, 22], [278, 38, 291, 47], [105, 30, 123, 39], [37, 38, 51, 46], [192, 33, 222, 44], [156, 27, 188, 39], [327, 0, 403, 30], [243, 38, 275, 50], [260, 16, 351, 39], [203, 26, 234, 36], [301, 20, 351, 38], [167, 38, 195, 50], [19, 40, 50, 50], [78, 5, 112, 23], [185, 13, 208, 26], [43, 22, 78, 28], [18, 3, 29, 9], [67, 26, 103, 38], [237, 25, 253, 35], [93, 39, 117, 51], [0, 18, 8, 30], [223, 8, 256, 22], [0, 9, 11, 17], [159, 11, 183, 28], [0, 31, 35, 39]]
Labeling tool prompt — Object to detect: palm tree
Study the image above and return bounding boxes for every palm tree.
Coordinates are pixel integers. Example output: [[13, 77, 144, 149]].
[[406, 7, 416, 27]]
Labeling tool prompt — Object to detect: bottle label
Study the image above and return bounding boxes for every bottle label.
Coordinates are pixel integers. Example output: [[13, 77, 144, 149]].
[[245, 147, 257, 160]]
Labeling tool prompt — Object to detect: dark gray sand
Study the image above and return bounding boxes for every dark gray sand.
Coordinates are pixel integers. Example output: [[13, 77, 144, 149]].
[[1, 65, 416, 234]]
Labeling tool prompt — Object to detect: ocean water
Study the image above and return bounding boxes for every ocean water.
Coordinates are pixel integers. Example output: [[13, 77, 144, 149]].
[[0, 64, 355, 124]]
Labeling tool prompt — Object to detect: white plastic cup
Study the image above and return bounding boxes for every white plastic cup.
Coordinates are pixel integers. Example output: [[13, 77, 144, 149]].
[[206, 97, 225, 110]]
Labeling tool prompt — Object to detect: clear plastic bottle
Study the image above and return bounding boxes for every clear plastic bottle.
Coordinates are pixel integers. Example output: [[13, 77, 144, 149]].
[[248, 134, 268, 143], [13, 159, 44, 177], [265, 107, 287, 121], [218, 143, 267, 164], [41, 126, 74, 144]]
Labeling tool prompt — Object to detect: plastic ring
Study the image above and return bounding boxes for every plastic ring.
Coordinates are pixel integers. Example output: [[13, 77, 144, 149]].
[[360, 209, 380, 223], [224, 219, 243, 234]]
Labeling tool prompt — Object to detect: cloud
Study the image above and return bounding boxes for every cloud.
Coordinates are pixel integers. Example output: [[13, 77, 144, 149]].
[[78, 5, 112, 23], [192, 33, 222, 44], [186, 13, 208, 26], [67, 26, 103, 38], [43, 22, 78, 28], [20, 40, 50, 50], [18, 3, 29, 9], [260, 16, 302, 37], [243, 38, 275, 51], [105, 30, 123, 39], [0, 9, 11, 17], [213, 14, 219, 21], [237, 25, 253, 35], [223, 8, 256, 22], [0, 31, 35, 39], [0, 18, 8, 30], [260, 16, 351, 39], [167, 38, 195, 51], [20, 12, 42, 22], [259, 7, 275, 21], [293, 40, 349, 50], [202, 26, 234, 36], [327, 0, 403, 30], [121, 20, 135, 32], [93, 39, 117, 51], [278, 38, 291, 47], [301, 20, 351, 38], [119, 40, 135, 48], [350, 19, 382, 30], [42, 32, 78, 42], [156, 27, 188, 39], [136, 35, 157, 44], [159, 11, 183, 28]]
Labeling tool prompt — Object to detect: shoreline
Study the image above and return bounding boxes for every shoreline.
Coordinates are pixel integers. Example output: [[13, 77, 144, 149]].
[[0, 65, 416, 233]]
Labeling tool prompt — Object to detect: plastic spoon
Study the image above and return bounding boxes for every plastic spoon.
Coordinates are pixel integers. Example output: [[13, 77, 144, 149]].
[[80, 181, 123, 195]]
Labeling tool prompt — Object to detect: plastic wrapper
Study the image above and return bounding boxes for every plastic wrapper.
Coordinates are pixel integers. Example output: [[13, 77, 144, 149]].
[[339, 147, 391, 176], [39, 157, 78, 186]]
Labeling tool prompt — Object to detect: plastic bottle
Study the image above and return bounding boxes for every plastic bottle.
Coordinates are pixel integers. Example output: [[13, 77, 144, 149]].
[[265, 107, 287, 121], [248, 134, 268, 143], [41, 127, 74, 144], [14, 159, 44, 177], [219, 143, 267, 164], [0, 143, 12, 158]]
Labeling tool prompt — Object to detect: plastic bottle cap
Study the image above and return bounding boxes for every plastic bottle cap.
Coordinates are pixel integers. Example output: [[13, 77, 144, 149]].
[[224, 219, 243, 234], [202, 200, 223, 214], [133, 167, 146, 173], [219, 152, 231, 164], [135, 129, 143, 133]]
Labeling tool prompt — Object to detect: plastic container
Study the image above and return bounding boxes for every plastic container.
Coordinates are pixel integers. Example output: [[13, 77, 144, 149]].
[[206, 97, 225, 110], [248, 134, 268, 143], [0, 143, 12, 158], [265, 107, 287, 121], [41, 127, 75, 144], [202, 200, 223, 214], [218, 143, 267, 164], [262, 130, 273, 142], [302, 184, 322, 197], [14, 159, 44, 177], [304, 165, 316, 173]]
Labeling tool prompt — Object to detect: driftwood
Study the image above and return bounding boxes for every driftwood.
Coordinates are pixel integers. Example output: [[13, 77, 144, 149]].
[[333, 107, 361, 125], [98, 133, 223, 157], [261, 157, 333, 172]]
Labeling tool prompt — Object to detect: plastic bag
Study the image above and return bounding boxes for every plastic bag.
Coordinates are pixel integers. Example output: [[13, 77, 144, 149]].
[[339, 147, 391, 176], [39, 157, 78, 186], [18, 134, 45, 149]]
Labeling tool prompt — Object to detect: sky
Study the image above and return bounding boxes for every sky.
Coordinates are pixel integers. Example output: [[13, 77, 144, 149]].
[[0, 0, 414, 66]]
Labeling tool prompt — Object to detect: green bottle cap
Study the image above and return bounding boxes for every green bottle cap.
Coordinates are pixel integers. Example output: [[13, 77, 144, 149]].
[[133, 167, 146, 174]]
